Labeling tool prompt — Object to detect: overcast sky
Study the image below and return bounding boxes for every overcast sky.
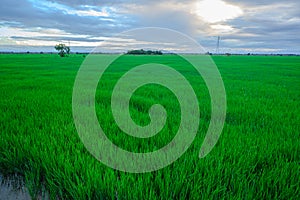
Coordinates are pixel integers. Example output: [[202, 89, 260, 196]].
[[0, 0, 299, 53]]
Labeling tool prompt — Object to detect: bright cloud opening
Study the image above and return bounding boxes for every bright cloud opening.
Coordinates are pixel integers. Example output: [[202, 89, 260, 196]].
[[194, 0, 243, 23], [75, 9, 109, 17], [210, 24, 234, 34]]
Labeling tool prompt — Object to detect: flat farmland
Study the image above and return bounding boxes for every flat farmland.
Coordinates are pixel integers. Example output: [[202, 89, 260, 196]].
[[0, 54, 299, 199]]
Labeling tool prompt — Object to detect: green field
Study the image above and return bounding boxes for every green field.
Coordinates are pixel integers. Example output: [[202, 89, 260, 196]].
[[0, 54, 299, 199]]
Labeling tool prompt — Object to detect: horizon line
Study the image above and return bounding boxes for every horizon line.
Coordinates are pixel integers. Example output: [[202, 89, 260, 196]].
[[0, 51, 299, 56]]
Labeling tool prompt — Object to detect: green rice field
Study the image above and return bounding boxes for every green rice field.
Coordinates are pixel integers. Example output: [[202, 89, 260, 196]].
[[0, 54, 299, 199]]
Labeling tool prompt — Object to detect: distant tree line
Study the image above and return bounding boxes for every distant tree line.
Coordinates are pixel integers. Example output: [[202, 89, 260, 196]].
[[126, 49, 163, 55]]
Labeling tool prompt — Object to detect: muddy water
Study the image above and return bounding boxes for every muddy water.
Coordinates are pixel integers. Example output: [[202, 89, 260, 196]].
[[0, 174, 31, 200]]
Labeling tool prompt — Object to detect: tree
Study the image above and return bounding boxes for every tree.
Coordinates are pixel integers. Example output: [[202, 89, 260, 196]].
[[126, 49, 163, 55], [54, 44, 70, 57]]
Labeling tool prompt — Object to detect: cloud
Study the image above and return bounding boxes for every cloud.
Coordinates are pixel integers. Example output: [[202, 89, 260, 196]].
[[0, 0, 128, 35], [0, 0, 299, 53], [220, 2, 300, 51]]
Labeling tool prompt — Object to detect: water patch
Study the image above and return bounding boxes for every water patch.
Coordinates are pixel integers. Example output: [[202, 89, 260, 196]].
[[0, 174, 31, 200]]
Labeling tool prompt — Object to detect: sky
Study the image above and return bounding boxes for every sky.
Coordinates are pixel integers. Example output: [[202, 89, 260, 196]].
[[0, 0, 299, 54]]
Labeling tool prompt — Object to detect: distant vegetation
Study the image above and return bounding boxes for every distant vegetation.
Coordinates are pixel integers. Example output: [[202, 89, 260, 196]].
[[126, 49, 163, 55]]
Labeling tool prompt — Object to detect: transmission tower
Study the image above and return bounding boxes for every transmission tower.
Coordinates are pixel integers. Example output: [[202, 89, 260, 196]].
[[216, 36, 220, 55]]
